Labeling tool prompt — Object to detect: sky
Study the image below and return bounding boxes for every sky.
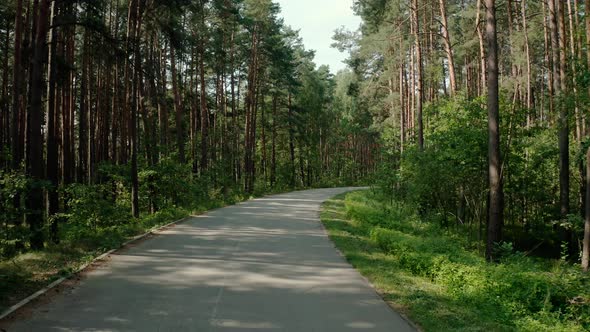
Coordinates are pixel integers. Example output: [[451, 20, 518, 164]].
[[275, 0, 361, 74]]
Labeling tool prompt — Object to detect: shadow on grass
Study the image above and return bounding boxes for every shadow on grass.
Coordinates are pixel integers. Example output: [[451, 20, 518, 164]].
[[321, 194, 544, 332], [0, 207, 190, 313]]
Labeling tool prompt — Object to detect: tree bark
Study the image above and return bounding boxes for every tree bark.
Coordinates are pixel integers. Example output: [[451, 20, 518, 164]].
[[171, 46, 185, 164], [11, 0, 24, 171], [46, 0, 59, 243], [62, 6, 75, 185], [244, 25, 259, 193], [438, 0, 456, 95], [270, 93, 277, 187], [549, 0, 570, 223], [288, 93, 296, 188], [476, 0, 486, 95], [582, 0, 590, 272], [78, 29, 89, 183], [485, 0, 503, 261], [584, 147, 590, 272], [565, 0, 585, 221], [521, 0, 532, 112], [587, 0, 590, 117], [124, 0, 141, 218], [27, 0, 50, 250], [411, 0, 424, 149], [399, 63, 405, 153], [199, 37, 209, 173], [1, 20, 9, 163], [158, 41, 169, 158]]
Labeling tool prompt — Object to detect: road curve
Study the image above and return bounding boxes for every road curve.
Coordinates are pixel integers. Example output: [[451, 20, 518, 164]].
[[3, 188, 415, 332]]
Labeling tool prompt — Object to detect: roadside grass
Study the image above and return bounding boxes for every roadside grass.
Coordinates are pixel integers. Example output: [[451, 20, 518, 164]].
[[0, 207, 192, 313], [0, 191, 253, 313], [0, 184, 321, 314], [321, 190, 590, 332]]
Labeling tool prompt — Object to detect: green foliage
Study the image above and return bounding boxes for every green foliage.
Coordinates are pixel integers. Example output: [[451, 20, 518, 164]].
[[138, 158, 197, 208], [322, 191, 590, 331], [0, 170, 28, 258], [0, 158, 264, 312], [371, 94, 572, 256], [398, 97, 487, 215], [65, 183, 130, 228]]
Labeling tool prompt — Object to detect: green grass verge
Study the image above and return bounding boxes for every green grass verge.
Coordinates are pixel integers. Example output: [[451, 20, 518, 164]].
[[321, 190, 590, 332], [0, 190, 261, 314]]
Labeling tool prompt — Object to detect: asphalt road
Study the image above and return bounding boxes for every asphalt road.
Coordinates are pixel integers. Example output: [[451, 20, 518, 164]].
[[3, 188, 415, 332]]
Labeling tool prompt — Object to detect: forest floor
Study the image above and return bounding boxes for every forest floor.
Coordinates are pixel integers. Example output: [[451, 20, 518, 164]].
[[1, 188, 414, 331], [320, 190, 590, 332]]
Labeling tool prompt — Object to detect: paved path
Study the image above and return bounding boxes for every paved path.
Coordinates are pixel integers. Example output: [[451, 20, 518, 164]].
[[3, 188, 415, 332]]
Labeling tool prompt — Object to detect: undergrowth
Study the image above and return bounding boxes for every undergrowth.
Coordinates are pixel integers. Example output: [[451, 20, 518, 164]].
[[321, 190, 590, 332], [0, 187, 253, 313]]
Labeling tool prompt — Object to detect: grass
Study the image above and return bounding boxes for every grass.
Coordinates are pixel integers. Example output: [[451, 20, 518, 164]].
[[320, 190, 590, 332], [0, 189, 263, 314], [0, 208, 189, 313]]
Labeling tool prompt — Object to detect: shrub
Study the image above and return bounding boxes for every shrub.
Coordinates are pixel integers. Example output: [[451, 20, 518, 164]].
[[342, 190, 590, 331]]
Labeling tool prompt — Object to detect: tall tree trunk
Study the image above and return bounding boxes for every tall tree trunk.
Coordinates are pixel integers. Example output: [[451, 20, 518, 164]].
[[506, 0, 518, 81], [46, 0, 59, 243], [542, 0, 553, 120], [125, 0, 141, 218], [582, 0, 590, 272], [586, 0, 590, 142], [566, 0, 585, 220], [521, 0, 532, 112], [288, 93, 296, 188], [27, 0, 50, 250], [1, 20, 9, 165], [485, 0, 503, 261], [158, 41, 169, 158], [411, 0, 424, 149], [62, 15, 74, 186], [476, 0, 486, 95], [439, 0, 456, 95], [78, 30, 89, 183], [261, 94, 267, 186], [229, 28, 238, 184], [170, 46, 185, 164], [199, 38, 209, 173], [270, 93, 277, 187], [584, 148, 590, 272], [110, 1, 120, 165], [399, 63, 405, 153], [244, 26, 259, 193], [131, 0, 144, 218], [549, 0, 570, 225], [189, 43, 198, 174], [11, 0, 24, 171]]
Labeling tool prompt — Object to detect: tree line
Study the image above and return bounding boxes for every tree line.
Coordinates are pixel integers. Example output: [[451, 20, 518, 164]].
[[336, 0, 590, 269], [0, 0, 377, 256]]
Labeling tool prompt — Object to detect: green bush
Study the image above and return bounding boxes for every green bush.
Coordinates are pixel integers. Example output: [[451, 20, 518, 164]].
[[65, 183, 130, 229], [340, 190, 590, 331], [0, 170, 28, 258], [374, 96, 567, 255]]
